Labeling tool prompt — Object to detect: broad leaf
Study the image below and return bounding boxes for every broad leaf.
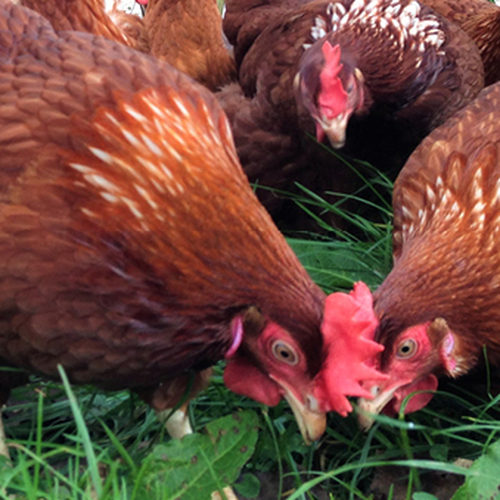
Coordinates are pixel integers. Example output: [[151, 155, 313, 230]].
[[452, 439, 500, 500], [140, 410, 259, 500]]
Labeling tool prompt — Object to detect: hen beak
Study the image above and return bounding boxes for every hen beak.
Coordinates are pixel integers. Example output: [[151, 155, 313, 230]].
[[357, 385, 397, 431], [280, 383, 326, 445], [357, 374, 439, 430], [318, 113, 349, 149]]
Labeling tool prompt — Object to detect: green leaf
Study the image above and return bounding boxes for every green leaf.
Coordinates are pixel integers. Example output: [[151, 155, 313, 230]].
[[452, 439, 500, 500], [234, 473, 261, 498], [413, 493, 439, 500], [139, 410, 259, 500]]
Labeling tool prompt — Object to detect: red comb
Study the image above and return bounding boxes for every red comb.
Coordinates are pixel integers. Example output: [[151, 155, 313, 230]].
[[318, 42, 347, 119], [314, 282, 387, 416]]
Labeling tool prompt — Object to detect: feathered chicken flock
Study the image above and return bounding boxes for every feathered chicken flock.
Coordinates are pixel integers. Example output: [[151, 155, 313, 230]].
[[0, 0, 499, 486]]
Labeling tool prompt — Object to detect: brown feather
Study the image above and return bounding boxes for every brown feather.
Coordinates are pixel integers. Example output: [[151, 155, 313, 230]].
[[419, 0, 500, 85], [20, 0, 149, 52]]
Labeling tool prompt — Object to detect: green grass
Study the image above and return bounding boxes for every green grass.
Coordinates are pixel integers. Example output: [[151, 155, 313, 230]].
[[0, 156, 499, 499], [2, 367, 500, 499]]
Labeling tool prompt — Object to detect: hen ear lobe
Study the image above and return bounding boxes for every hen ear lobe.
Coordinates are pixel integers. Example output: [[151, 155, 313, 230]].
[[440, 332, 459, 377], [427, 317, 450, 343], [430, 318, 459, 376]]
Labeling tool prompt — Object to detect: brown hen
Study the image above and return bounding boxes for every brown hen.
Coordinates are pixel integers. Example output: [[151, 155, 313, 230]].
[[141, 0, 236, 90], [357, 81, 500, 424], [419, 0, 500, 85], [220, 0, 484, 228], [0, 1, 384, 452]]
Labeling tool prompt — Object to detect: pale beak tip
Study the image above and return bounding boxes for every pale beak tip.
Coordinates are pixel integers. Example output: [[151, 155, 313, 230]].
[[282, 389, 327, 445], [326, 135, 346, 149], [296, 410, 326, 445], [356, 404, 376, 431]]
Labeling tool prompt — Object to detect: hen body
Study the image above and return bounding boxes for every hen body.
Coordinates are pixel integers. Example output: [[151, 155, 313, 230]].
[[0, 0, 380, 442], [358, 82, 500, 421], [419, 0, 500, 85], [143, 0, 236, 91], [220, 0, 483, 227]]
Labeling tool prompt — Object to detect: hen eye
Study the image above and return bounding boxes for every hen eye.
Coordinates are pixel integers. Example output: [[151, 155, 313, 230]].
[[271, 340, 299, 365], [396, 339, 417, 359]]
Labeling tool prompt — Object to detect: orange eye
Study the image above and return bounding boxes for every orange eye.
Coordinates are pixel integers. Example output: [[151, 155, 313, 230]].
[[271, 340, 299, 365], [396, 339, 417, 359]]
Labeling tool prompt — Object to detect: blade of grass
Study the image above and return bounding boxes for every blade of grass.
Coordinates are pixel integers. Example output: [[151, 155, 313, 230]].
[[262, 407, 284, 500], [57, 365, 103, 499]]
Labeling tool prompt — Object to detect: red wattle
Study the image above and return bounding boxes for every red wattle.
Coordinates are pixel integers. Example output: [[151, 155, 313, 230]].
[[224, 356, 282, 406]]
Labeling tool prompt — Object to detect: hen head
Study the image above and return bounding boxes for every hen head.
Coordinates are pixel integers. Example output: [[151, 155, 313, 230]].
[[358, 318, 463, 429], [296, 40, 364, 148], [225, 282, 386, 443]]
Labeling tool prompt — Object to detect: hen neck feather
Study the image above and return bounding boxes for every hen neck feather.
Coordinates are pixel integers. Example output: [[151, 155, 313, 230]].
[[61, 87, 324, 356]]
